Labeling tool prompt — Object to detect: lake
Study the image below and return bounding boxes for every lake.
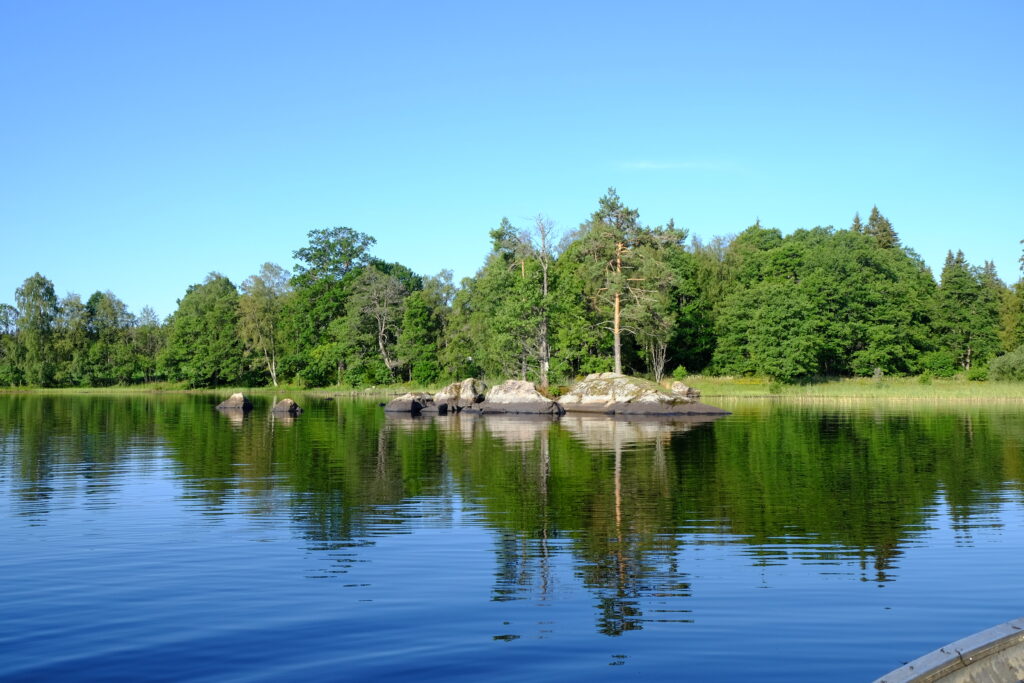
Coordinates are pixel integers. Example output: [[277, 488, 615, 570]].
[[1, 394, 1023, 681]]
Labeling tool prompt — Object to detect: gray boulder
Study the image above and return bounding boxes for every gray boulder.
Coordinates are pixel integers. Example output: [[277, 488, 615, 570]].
[[216, 393, 253, 411], [271, 398, 302, 415], [434, 378, 487, 412], [474, 379, 564, 415], [668, 380, 701, 399], [560, 373, 727, 416], [383, 392, 434, 415]]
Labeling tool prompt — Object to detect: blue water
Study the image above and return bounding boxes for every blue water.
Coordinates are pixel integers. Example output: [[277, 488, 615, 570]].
[[1, 395, 1023, 681]]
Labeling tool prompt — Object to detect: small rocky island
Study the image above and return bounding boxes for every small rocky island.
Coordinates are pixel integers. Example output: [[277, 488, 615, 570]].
[[384, 373, 729, 417]]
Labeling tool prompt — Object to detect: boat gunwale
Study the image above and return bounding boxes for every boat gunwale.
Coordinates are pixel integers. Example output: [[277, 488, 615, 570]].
[[874, 616, 1024, 682]]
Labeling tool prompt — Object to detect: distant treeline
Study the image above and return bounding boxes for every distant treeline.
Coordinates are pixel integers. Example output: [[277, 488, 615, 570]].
[[3, 188, 1024, 388]]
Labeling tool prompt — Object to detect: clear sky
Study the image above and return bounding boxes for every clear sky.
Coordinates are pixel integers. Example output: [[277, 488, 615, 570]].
[[2, 1, 1021, 318]]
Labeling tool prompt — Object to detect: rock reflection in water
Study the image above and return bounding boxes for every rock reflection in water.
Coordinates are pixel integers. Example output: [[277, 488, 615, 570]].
[[558, 413, 724, 450], [269, 412, 297, 428], [218, 408, 247, 428]]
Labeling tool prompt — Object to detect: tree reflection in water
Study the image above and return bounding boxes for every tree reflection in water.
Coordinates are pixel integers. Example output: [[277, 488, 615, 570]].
[[3, 395, 1024, 636]]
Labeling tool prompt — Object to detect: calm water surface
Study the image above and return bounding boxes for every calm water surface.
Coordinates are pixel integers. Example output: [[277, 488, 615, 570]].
[[1, 394, 1023, 681]]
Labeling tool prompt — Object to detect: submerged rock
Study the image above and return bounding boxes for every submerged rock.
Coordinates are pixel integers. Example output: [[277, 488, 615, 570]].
[[434, 378, 487, 412], [383, 392, 434, 415], [473, 379, 564, 415], [271, 398, 302, 415], [216, 393, 253, 411], [560, 373, 727, 416]]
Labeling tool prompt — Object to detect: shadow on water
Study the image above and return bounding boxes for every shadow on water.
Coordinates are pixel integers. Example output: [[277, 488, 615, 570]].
[[2, 395, 1024, 637]]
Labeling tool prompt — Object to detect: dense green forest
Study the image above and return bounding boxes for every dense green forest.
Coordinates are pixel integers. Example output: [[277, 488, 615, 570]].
[[3, 189, 1024, 388]]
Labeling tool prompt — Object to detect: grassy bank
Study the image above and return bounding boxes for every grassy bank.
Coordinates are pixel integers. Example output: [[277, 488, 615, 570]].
[[0, 381, 445, 398], [3, 376, 1024, 401], [684, 375, 1024, 400]]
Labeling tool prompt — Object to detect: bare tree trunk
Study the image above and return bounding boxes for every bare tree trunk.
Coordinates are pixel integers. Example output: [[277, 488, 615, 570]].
[[648, 339, 667, 381], [378, 327, 394, 369]]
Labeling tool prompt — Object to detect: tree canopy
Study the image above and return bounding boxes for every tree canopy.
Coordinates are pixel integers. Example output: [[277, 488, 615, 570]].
[[4, 193, 1023, 387]]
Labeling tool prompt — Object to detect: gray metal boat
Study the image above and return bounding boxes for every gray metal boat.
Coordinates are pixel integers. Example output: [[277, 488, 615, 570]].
[[874, 617, 1024, 682]]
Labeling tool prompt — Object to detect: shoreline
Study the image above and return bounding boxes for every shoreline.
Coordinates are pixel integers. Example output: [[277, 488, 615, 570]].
[[3, 376, 1024, 401]]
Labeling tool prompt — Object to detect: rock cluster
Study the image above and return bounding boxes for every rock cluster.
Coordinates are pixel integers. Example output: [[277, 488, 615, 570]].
[[434, 378, 487, 412], [383, 374, 727, 418], [215, 394, 303, 417], [560, 373, 724, 416], [472, 379, 564, 416]]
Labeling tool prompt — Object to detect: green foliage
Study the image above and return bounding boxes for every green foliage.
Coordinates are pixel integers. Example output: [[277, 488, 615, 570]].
[[395, 289, 443, 384], [671, 365, 688, 379], [554, 189, 687, 379], [83, 290, 136, 386], [284, 226, 376, 381], [14, 273, 59, 385], [966, 365, 988, 381], [291, 226, 375, 283], [919, 350, 957, 378], [935, 251, 1002, 371], [343, 356, 392, 387], [159, 273, 245, 387], [989, 346, 1024, 382], [2, 201, 1020, 391], [340, 266, 407, 382], [132, 307, 165, 383], [710, 225, 933, 382], [865, 206, 900, 249], [0, 303, 21, 385], [239, 262, 291, 386]]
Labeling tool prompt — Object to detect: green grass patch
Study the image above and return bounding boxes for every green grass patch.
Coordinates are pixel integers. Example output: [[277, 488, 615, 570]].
[[683, 375, 1024, 400]]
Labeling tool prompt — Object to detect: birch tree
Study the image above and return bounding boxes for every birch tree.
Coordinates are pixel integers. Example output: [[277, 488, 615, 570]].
[[240, 262, 291, 386]]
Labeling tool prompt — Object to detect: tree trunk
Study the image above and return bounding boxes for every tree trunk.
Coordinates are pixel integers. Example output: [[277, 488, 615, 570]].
[[535, 215, 553, 388], [613, 243, 623, 375], [539, 317, 549, 388], [649, 339, 667, 381], [613, 292, 622, 374], [539, 254, 550, 388]]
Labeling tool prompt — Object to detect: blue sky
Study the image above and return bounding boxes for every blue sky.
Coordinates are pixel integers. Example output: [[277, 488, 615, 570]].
[[2, 1, 1021, 318]]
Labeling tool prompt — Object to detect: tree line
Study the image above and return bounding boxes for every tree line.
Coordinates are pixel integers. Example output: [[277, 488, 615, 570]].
[[3, 188, 1024, 388]]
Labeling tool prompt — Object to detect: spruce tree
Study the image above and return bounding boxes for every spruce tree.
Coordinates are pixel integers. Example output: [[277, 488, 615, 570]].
[[865, 206, 900, 249], [850, 212, 864, 233]]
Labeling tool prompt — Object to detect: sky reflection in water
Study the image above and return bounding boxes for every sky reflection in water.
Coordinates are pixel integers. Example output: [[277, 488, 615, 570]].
[[1, 395, 1023, 681]]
